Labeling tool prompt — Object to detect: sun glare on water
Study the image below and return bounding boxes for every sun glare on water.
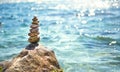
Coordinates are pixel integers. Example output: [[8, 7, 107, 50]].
[[0, 0, 113, 9], [39, 0, 111, 10]]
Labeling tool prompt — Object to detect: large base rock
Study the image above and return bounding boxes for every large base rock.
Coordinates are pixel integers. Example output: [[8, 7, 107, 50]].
[[0, 44, 62, 72]]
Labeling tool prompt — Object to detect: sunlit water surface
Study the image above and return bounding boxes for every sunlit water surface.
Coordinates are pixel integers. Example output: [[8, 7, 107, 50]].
[[0, 0, 120, 72]]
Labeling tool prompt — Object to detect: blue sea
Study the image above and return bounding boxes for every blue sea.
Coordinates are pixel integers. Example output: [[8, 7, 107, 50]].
[[0, 0, 120, 72]]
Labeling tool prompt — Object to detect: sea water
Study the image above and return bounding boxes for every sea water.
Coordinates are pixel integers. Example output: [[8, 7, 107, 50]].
[[0, 0, 120, 72]]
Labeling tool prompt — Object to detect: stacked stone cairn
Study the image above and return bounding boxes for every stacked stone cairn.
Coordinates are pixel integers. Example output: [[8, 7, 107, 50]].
[[28, 16, 39, 44]]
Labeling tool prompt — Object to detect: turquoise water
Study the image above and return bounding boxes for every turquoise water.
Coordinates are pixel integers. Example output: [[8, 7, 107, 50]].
[[0, 0, 120, 72]]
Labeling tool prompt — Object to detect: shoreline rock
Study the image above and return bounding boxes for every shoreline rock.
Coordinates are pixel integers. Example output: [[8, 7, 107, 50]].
[[0, 44, 63, 72]]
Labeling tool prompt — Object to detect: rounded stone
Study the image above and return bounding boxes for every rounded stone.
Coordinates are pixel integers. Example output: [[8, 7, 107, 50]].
[[28, 36, 39, 43], [30, 28, 39, 33], [28, 32, 39, 37], [30, 24, 39, 28], [32, 21, 39, 24]]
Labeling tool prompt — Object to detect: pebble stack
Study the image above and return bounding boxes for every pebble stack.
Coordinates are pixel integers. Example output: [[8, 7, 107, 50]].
[[28, 16, 39, 43]]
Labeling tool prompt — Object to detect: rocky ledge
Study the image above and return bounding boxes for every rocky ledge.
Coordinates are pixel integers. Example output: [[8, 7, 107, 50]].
[[0, 44, 63, 72]]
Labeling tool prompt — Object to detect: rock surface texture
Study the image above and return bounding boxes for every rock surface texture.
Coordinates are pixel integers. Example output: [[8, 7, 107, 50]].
[[1, 45, 62, 72]]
